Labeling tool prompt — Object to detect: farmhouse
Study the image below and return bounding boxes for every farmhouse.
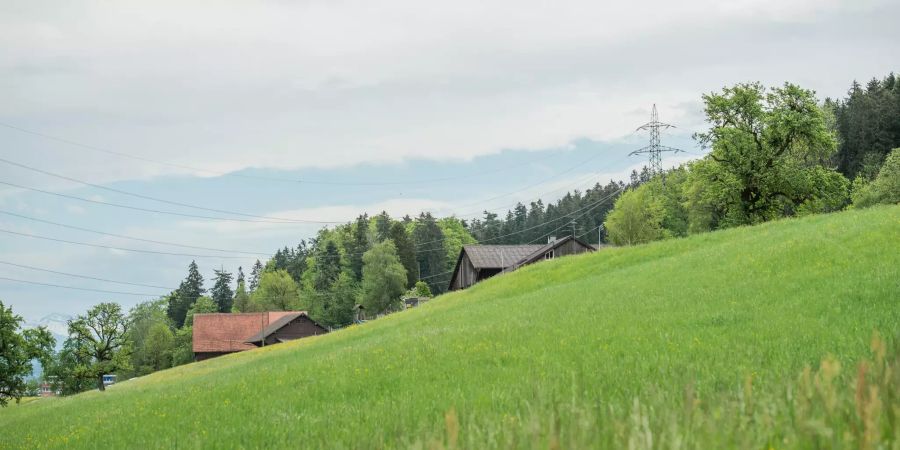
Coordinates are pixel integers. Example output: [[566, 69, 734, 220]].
[[448, 235, 596, 291], [192, 311, 328, 361]]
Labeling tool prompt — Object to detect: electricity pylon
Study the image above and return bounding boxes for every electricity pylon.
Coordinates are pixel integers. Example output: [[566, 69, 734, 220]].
[[629, 104, 682, 174]]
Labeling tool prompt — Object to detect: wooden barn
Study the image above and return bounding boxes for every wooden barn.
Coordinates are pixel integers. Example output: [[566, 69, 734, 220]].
[[448, 236, 596, 291], [192, 311, 328, 361]]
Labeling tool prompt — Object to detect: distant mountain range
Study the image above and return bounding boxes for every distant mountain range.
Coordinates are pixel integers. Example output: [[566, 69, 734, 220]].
[[25, 313, 71, 345]]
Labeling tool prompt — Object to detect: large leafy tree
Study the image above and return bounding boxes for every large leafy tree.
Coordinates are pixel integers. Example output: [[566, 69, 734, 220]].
[[0, 301, 55, 406], [852, 147, 900, 208], [167, 261, 206, 328], [67, 302, 131, 392], [604, 185, 668, 246], [141, 322, 174, 373], [126, 299, 172, 377], [361, 241, 408, 315], [249, 270, 302, 312], [184, 296, 218, 327], [438, 217, 477, 271], [689, 82, 846, 229], [45, 338, 94, 395], [210, 268, 234, 313]]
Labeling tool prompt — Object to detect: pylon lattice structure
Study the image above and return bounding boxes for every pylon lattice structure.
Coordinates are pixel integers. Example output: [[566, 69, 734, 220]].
[[629, 104, 682, 174]]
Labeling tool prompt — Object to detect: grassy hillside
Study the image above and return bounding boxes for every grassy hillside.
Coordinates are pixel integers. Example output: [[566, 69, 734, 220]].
[[2, 206, 899, 449]]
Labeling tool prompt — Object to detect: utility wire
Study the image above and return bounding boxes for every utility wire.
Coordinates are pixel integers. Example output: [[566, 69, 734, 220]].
[[0, 228, 251, 259], [0, 260, 176, 290], [0, 157, 339, 224], [0, 180, 336, 225], [0, 210, 270, 256], [0, 275, 166, 297]]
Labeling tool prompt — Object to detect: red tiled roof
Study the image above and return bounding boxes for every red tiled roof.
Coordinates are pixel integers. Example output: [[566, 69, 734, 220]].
[[192, 312, 306, 353]]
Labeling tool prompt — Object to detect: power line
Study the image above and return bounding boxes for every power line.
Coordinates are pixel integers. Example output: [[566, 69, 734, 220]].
[[0, 260, 176, 290], [0, 210, 270, 256], [0, 180, 336, 225], [0, 228, 252, 259], [0, 157, 340, 224], [0, 275, 166, 297]]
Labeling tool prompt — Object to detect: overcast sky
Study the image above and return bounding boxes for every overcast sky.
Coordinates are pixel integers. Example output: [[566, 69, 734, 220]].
[[1, 0, 898, 320]]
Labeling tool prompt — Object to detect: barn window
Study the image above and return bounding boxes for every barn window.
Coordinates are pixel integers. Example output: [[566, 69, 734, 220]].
[[545, 250, 554, 260]]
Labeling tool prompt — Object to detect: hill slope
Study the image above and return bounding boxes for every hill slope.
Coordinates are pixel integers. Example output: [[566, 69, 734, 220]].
[[2, 206, 899, 448]]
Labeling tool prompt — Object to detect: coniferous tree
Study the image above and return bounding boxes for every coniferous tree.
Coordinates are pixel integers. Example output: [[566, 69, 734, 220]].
[[314, 241, 343, 292], [389, 221, 418, 287], [413, 212, 447, 294], [346, 214, 369, 281], [373, 211, 392, 242], [210, 268, 234, 313], [232, 279, 250, 312], [167, 261, 206, 328], [249, 260, 263, 292], [829, 73, 900, 179]]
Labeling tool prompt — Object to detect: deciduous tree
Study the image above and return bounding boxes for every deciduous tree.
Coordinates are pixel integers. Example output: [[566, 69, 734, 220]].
[[67, 302, 131, 392], [0, 301, 55, 406], [689, 82, 845, 227], [249, 270, 302, 312], [361, 241, 407, 315]]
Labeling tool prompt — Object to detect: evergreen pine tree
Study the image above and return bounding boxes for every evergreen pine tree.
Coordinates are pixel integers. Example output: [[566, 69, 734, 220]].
[[167, 260, 205, 328], [232, 279, 250, 313], [249, 260, 263, 292], [210, 268, 234, 313], [413, 212, 447, 295], [346, 214, 369, 281], [389, 221, 418, 287], [314, 241, 343, 292], [374, 211, 392, 242]]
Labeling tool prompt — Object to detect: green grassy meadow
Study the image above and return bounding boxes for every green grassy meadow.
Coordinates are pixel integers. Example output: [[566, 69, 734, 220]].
[[2, 206, 899, 449]]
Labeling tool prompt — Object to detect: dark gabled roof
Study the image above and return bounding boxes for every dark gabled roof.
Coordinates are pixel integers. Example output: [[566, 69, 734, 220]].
[[515, 235, 596, 267], [448, 236, 598, 291], [243, 312, 326, 344], [462, 244, 544, 269]]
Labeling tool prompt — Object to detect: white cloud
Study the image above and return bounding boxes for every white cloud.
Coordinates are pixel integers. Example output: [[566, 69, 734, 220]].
[[0, 0, 895, 184]]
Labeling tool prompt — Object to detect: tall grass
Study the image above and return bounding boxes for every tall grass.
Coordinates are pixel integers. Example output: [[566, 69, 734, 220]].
[[413, 333, 897, 449], [1, 205, 898, 449]]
